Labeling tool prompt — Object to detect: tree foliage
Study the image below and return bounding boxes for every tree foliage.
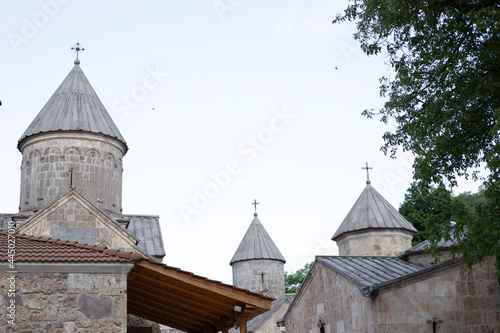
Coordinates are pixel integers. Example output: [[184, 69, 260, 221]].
[[456, 185, 490, 215], [399, 182, 471, 245], [284, 262, 312, 293], [334, 1, 500, 271]]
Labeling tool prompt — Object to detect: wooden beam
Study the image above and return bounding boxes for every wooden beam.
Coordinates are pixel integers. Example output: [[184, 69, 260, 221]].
[[128, 276, 223, 319], [128, 303, 199, 332], [128, 297, 205, 329], [134, 261, 273, 310], [128, 293, 207, 326], [129, 269, 234, 310], [240, 319, 247, 333], [213, 315, 235, 332], [128, 285, 214, 324]]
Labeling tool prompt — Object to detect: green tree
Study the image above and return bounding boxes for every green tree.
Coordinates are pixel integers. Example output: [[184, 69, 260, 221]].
[[334, 1, 500, 273], [284, 262, 312, 293], [399, 182, 471, 245], [456, 186, 490, 215]]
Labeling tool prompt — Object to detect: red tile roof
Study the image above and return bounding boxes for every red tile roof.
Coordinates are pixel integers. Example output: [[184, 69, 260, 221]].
[[0, 230, 143, 263]]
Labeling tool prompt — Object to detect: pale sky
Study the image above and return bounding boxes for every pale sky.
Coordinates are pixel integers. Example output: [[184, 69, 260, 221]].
[[0, 1, 483, 284]]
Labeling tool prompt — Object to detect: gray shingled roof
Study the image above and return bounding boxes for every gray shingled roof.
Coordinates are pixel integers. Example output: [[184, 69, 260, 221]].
[[232, 294, 294, 333], [230, 213, 286, 265], [18, 60, 127, 152], [0, 215, 14, 231], [126, 215, 166, 260], [397, 237, 458, 258], [332, 181, 417, 241], [317, 256, 427, 288]]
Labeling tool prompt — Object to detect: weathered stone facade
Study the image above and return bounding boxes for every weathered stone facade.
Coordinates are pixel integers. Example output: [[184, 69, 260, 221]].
[[127, 314, 161, 333], [283, 256, 500, 333], [0, 270, 130, 333], [19, 133, 125, 215], [336, 230, 414, 256], [232, 259, 285, 299], [284, 262, 368, 333], [255, 300, 290, 333], [18, 191, 138, 252]]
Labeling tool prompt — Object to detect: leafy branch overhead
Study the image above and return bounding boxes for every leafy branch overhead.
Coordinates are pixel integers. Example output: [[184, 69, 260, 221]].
[[335, 1, 500, 272]]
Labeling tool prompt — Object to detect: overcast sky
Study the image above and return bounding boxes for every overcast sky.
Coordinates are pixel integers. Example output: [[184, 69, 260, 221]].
[[0, 1, 484, 284]]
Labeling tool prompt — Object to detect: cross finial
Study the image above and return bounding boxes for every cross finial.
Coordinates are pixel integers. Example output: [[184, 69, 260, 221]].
[[252, 199, 259, 214], [362, 162, 373, 184], [71, 42, 85, 63]]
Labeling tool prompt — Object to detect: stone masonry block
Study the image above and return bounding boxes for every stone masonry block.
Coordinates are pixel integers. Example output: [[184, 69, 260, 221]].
[[78, 293, 113, 319]]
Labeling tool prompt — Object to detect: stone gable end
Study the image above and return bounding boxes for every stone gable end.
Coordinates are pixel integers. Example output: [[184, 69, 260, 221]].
[[285, 262, 375, 333], [18, 192, 137, 251]]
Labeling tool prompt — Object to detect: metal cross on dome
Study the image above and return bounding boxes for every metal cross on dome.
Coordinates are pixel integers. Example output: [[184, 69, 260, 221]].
[[362, 162, 373, 181], [71, 42, 85, 59], [252, 199, 259, 212]]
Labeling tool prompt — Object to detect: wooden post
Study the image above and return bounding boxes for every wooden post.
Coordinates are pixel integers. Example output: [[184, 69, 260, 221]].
[[222, 328, 229, 333], [240, 319, 247, 333]]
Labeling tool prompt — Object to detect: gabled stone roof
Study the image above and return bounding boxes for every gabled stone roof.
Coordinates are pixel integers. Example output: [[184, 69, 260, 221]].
[[0, 230, 141, 263], [230, 213, 286, 265], [332, 181, 417, 241], [18, 60, 128, 153], [317, 256, 426, 288]]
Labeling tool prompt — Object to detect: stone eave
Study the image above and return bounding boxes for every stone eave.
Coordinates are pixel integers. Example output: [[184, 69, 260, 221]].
[[17, 130, 128, 156], [333, 227, 416, 242]]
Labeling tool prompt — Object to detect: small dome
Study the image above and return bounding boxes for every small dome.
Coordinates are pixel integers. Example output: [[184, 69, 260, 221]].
[[332, 181, 417, 241], [230, 213, 286, 265], [18, 62, 128, 153]]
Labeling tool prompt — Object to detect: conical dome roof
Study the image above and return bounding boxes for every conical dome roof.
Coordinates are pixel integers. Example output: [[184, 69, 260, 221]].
[[332, 181, 417, 241], [230, 213, 286, 265], [18, 60, 127, 152]]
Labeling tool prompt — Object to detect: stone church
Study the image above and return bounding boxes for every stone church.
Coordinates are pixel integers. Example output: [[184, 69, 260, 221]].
[[229, 211, 295, 333], [279, 179, 500, 332], [222, 179, 500, 332], [2, 52, 499, 333], [0, 55, 274, 332]]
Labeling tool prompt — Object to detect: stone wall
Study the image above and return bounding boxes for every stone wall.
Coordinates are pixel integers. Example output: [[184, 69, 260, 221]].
[[404, 248, 453, 266], [336, 230, 413, 256], [372, 256, 500, 333], [232, 259, 285, 299], [0, 271, 128, 332], [255, 301, 289, 333], [127, 314, 161, 333], [284, 263, 374, 333], [284, 257, 500, 333], [19, 133, 125, 215], [19, 195, 137, 252]]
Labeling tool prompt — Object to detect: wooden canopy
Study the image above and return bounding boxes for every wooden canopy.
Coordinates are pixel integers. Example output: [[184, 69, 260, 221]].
[[127, 260, 274, 333]]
